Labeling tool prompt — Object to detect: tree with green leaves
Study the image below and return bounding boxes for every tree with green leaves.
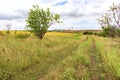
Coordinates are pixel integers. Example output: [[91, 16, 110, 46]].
[[26, 5, 60, 39], [98, 3, 120, 37]]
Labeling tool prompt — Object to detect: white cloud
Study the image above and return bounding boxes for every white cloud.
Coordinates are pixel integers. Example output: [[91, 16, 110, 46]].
[[0, 0, 120, 30]]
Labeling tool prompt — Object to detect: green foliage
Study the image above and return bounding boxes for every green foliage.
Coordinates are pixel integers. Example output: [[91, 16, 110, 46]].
[[103, 27, 114, 37], [98, 31, 107, 37], [26, 5, 60, 39], [98, 3, 120, 38], [99, 26, 120, 37]]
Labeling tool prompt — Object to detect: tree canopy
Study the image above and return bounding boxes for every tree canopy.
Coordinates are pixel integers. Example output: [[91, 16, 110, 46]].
[[26, 5, 60, 39], [98, 3, 120, 37]]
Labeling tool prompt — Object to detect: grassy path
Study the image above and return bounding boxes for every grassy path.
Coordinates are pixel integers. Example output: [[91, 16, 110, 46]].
[[38, 36, 88, 80], [87, 36, 120, 80], [38, 36, 105, 80], [38, 42, 80, 80], [88, 37, 105, 80], [15, 35, 84, 80], [38, 36, 109, 80]]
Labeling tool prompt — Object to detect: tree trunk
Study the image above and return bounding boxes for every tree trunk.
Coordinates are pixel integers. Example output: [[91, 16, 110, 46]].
[[38, 33, 45, 39]]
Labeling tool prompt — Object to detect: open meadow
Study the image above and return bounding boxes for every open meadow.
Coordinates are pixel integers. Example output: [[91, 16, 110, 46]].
[[0, 31, 120, 80]]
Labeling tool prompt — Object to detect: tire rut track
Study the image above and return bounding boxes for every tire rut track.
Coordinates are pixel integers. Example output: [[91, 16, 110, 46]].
[[38, 36, 89, 80], [88, 37, 106, 80]]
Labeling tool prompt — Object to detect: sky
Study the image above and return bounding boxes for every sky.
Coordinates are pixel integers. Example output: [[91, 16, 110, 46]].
[[0, 0, 119, 30]]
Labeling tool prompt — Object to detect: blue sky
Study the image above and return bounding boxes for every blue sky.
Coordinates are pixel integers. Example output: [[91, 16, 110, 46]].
[[0, 0, 120, 30], [53, 1, 68, 6]]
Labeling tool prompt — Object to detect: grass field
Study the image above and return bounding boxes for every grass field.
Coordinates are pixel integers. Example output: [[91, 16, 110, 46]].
[[0, 31, 120, 80]]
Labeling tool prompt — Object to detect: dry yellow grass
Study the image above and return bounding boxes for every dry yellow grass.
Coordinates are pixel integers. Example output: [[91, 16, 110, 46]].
[[45, 32, 76, 37], [0, 31, 120, 80]]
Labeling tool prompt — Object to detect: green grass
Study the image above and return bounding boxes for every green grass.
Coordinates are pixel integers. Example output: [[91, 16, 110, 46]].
[[0, 32, 120, 80], [95, 36, 120, 80]]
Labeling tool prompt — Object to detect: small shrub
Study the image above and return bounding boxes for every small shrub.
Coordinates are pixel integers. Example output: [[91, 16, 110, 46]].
[[6, 30, 10, 34], [94, 32, 98, 35], [100, 26, 120, 38], [15, 33, 30, 39], [83, 31, 93, 35], [98, 32, 107, 37]]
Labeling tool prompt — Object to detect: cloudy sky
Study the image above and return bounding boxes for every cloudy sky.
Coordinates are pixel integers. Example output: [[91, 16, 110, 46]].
[[0, 0, 119, 30]]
